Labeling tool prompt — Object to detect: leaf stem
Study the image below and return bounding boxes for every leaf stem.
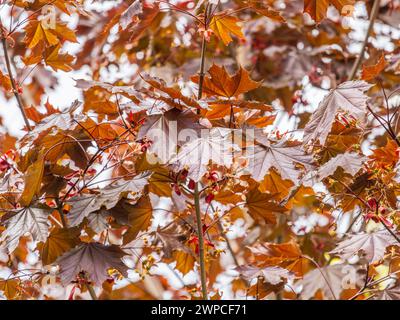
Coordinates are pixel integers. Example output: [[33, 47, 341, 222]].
[[197, 3, 213, 101], [197, 36, 207, 101], [348, 0, 381, 80], [194, 182, 208, 300], [1, 35, 31, 131]]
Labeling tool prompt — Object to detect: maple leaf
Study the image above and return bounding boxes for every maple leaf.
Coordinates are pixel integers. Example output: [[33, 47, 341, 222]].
[[249, 134, 314, 184], [170, 128, 238, 181], [299, 264, 360, 300], [173, 250, 195, 275], [117, 196, 153, 244], [0, 279, 19, 300], [143, 74, 201, 110], [44, 45, 75, 72], [192, 64, 260, 99], [152, 224, 190, 259], [237, 265, 293, 298], [304, 0, 355, 23], [249, 241, 308, 277], [237, 265, 294, 285], [20, 157, 44, 206], [37, 227, 81, 265], [0, 70, 12, 92], [245, 186, 286, 224], [210, 13, 245, 46], [56, 243, 128, 285], [37, 132, 89, 169], [303, 81, 372, 146], [24, 20, 59, 49], [87, 209, 109, 234], [330, 229, 399, 263], [24, 20, 77, 50], [361, 54, 387, 82], [0, 206, 51, 253], [370, 139, 399, 169], [128, 2, 160, 42], [305, 152, 365, 185], [2, 0, 400, 301], [259, 169, 314, 207], [137, 108, 204, 163], [67, 172, 151, 226]]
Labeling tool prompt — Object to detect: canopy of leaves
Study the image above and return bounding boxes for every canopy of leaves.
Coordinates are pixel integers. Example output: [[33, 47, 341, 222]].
[[0, 0, 399, 301]]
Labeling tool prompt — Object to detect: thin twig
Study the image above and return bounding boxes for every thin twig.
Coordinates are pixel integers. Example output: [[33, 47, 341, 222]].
[[194, 182, 208, 300], [348, 0, 381, 80], [1, 35, 31, 130]]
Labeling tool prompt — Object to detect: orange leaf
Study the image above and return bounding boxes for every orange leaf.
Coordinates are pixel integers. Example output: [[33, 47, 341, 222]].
[[0, 70, 12, 92], [0, 279, 19, 299], [20, 157, 45, 206], [44, 45, 74, 72], [245, 185, 287, 224], [174, 250, 195, 275], [361, 54, 387, 82], [24, 20, 59, 49], [210, 14, 244, 45], [192, 64, 260, 98]]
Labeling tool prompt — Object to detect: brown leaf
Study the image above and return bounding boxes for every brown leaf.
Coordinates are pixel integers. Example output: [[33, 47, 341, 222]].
[[245, 186, 286, 224], [0, 279, 19, 300], [121, 196, 153, 244], [361, 54, 387, 82], [20, 157, 45, 206], [37, 227, 81, 265], [249, 241, 308, 277], [56, 243, 128, 285]]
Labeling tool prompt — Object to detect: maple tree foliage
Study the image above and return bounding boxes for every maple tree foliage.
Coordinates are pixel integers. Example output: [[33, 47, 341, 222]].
[[0, 0, 399, 301]]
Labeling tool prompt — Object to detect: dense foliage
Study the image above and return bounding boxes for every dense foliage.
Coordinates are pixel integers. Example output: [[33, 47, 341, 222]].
[[0, 0, 400, 300]]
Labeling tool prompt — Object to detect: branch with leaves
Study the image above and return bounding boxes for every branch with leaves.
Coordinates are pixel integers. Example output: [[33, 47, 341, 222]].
[[0, 0, 399, 301]]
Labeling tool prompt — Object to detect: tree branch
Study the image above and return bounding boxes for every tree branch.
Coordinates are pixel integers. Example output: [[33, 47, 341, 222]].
[[196, 3, 213, 101], [348, 0, 381, 80], [194, 182, 208, 300], [1, 34, 31, 131], [192, 2, 214, 300]]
